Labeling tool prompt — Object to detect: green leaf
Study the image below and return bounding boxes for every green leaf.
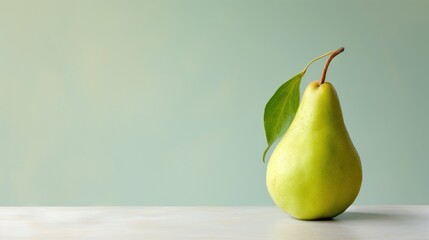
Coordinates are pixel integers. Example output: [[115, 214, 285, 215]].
[[262, 72, 304, 163], [262, 50, 334, 163]]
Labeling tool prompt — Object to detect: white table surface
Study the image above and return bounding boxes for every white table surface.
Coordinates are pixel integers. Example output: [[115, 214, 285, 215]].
[[0, 206, 428, 239]]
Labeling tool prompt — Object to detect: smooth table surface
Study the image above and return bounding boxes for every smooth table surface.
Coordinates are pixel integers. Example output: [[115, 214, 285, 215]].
[[0, 206, 428, 239]]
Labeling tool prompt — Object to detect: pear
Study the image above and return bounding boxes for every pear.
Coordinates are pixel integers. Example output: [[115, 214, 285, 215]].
[[266, 49, 362, 220]]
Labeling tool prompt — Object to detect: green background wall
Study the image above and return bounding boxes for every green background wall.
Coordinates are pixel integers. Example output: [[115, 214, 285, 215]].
[[1, 0, 428, 205]]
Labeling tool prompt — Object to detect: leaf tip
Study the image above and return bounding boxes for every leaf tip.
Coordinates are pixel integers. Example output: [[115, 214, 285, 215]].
[[262, 146, 270, 163]]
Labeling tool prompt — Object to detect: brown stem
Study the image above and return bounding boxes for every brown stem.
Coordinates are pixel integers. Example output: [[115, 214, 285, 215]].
[[319, 47, 345, 85]]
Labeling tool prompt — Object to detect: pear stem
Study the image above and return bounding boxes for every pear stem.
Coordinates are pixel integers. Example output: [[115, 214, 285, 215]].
[[319, 47, 345, 85]]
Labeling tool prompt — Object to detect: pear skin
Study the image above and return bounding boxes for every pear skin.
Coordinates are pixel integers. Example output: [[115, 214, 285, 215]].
[[266, 81, 362, 220]]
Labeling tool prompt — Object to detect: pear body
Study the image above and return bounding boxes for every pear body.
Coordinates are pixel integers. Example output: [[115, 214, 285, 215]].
[[266, 81, 362, 220]]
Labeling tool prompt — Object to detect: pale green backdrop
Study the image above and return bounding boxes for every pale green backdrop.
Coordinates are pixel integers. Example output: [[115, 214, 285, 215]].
[[0, 0, 428, 205]]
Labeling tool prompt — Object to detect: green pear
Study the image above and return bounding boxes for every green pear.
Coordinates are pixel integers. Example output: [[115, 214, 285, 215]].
[[266, 79, 362, 220]]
